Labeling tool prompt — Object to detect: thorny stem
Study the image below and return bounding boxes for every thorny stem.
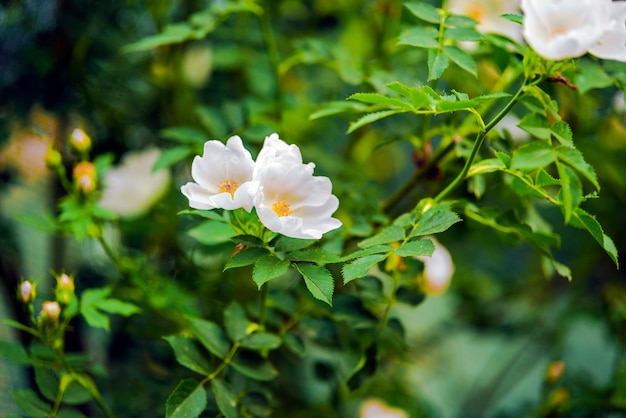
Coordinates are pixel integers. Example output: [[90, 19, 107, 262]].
[[433, 77, 530, 203]]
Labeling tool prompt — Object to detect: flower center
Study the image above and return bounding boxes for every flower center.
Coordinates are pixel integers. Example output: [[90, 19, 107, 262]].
[[272, 200, 291, 217], [550, 28, 567, 38], [466, 4, 486, 23], [218, 179, 239, 197]]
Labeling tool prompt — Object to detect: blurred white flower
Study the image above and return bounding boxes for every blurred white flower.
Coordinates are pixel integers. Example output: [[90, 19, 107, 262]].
[[521, 0, 626, 61], [100, 148, 171, 219], [360, 398, 407, 418], [181, 136, 256, 211], [253, 160, 341, 239], [255, 133, 308, 170], [416, 237, 454, 295], [448, 0, 522, 42]]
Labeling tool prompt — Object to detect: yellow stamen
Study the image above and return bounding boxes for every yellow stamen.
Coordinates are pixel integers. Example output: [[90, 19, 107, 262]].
[[218, 179, 239, 197], [466, 4, 486, 23], [272, 200, 291, 217], [551, 28, 566, 38]]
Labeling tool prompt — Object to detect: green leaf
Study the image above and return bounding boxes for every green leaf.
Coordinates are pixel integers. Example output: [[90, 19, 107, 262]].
[[428, 49, 450, 81], [404, 2, 441, 23], [282, 333, 306, 357], [242, 333, 283, 350], [397, 27, 439, 49], [80, 307, 110, 331], [550, 121, 574, 148], [535, 169, 561, 187], [511, 141, 555, 171], [0, 341, 31, 365], [468, 158, 505, 177], [518, 113, 551, 140], [358, 225, 405, 248], [122, 23, 194, 53], [97, 299, 141, 317], [571, 208, 619, 268], [395, 239, 435, 257], [274, 236, 315, 252], [575, 60, 614, 94], [341, 244, 394, 261], [309, 101, 367, 120], [152, 146, 193, 171], [409, 206, 461, 237], [443, 46, 477, 77], [557, 147, 600, 190], [160, 127, 207, 144], [165, 379, 207, 418], [224, 248, 268, 271], [189, 317, 230, 359], [212, 379, 237, 418], [34, 366, 57, 401], [224, 302, 247, 342], [231, 354, 278, 381], [11, 389, 49, 417], [347, 93, 412, 109], [284, 247, 342, 264], [252, 255, 290, 288], [446, 14, 480, 28], [557, 161, 582, 224], [14, 211, 58, 233], [178, 209, 225, 222], [164, 336, 212, 375], [188, 220, 236, 245], [501, 13, 523, 24], [343, 254, 388, 284], [444, 27, 482, 42], [295, 263, 334, 305], [347, 109, 405, 134]]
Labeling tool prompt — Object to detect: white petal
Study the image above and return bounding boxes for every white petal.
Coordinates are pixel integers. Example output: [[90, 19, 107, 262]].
[[181, 182, 218, 210]]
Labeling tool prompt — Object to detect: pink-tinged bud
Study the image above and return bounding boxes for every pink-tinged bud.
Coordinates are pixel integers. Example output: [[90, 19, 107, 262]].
[[20, 280, 35, 303], [55, 273, 75, 305], [545, 360, 565, 384], [41, 301, 61, 322], [70, 128, 91, 153], [73, 161, 97, 193], [45, 148, 63, 169]]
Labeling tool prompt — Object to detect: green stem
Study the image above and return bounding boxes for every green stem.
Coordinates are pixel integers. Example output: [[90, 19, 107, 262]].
[[374, 271, 400, 342], [258, 283, 269, 332], [260, 0, 282, 123], [433, 78, 529, 203], [201, 342, 242, 384]]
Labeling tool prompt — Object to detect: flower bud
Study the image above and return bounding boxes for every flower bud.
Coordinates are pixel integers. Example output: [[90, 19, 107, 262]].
[[41, 301, 61, 322], [70, 128, 91, 154], [45, 148, 63, 169], [55, 273, 75, 305], [73, 161, 97, 193], [19, 280, 36, 303], [545, 360, 565, 384], [416, 237, 454, 295]]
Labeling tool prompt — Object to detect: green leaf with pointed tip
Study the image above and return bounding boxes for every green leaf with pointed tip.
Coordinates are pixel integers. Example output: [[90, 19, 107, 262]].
[[231, 354, 278, 381], [164, 336, 212, 375], [444, 27, 482, 42], [284, 247, 342, 264], [253, 255, 290, 288], [571, 208, 619, 268], [347, 109, 405, 133], [0, 341, 31, 365], [341, 245, 394, 261], [557, 161, 582, 224], [358, 225, 405, 248], [212, 379, 237, 418], [468, 158, 505, 177], [166, 379, 207, 418], [188, 220, 236, 246], [404, 2, 440, 23], [557, 147, 599, 190], [535, 169, 561, 187], [443, 46, 477, 77], [550, 121, 574, 148], [343, 254, 388, 284], [242, 333, 282, 350], [122, 23, 194, 53], [189, 317, 229, 359], [397, 27, 438, 48], [518, 113, 551, 139], [428, 49, 450, 81], [511, 141, 555, 171], [409, 206, 461, 237], [224, 248, 269, 271], [274, 236, 315, 252], [295, 263, 334, 305], [178, 209, 226, 222], [348, 93, 413, 109], [395, 239, 435, 257], [11, 389, 49, 417]]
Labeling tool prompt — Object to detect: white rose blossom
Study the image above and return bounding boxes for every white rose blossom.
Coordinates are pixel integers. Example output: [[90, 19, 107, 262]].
[[99, 148, 171, 219], [180, 135, 256, 211], [181, 133, 342, 239], [447, 0, 523, 43], [521, 0, 626, 61], [416, 237, 454, 295]]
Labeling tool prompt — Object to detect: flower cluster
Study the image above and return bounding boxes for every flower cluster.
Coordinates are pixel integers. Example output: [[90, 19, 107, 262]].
[[521, 0, 626, 61], [181, 134, 342, 240]]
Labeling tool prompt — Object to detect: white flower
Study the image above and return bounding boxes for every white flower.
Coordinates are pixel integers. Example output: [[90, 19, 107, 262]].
[[99, 148, 171, 219], [360, 399, 407, 418], [181, 136, 256, 211], [416, 237, 454, 295], [253, 161, 341, 239], [448, 0, 523, 42], [255, 133, 309, 170], [521, 0, 626, 61]]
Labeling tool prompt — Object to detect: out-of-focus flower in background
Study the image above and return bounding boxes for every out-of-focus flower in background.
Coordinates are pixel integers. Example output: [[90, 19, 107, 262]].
[[448, 0, 522, 42], [181, 136, 256, 212], [416, 237, 454, 295], [359, 398, 408, 418], [521, 0, 626, 61], [181, 43, 213, 88], [99, 148, 171, 219]]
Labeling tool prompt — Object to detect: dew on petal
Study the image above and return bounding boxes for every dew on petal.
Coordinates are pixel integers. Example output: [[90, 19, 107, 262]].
[[272, 200, 291, 217], [218, 179, 239, 197]]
